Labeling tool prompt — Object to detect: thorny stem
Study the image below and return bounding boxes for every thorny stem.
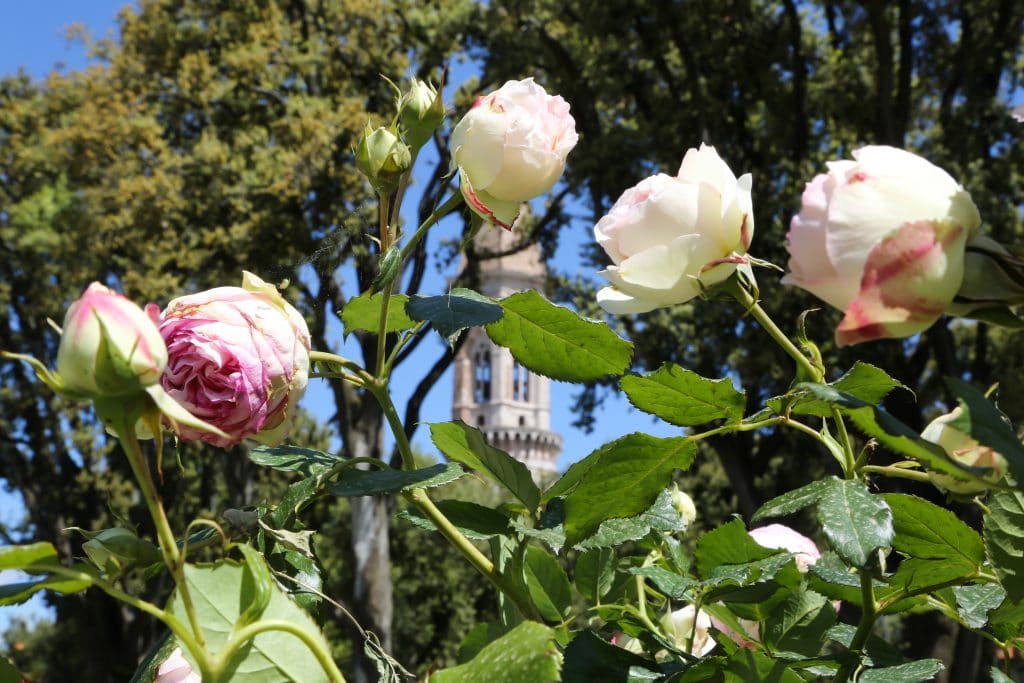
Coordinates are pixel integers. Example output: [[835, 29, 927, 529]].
[[831, 407, 857, 477], [114, 423, 213, 675], [861, 464, 933, 483], [397, 193, 464, 264], [834, 572, 878, 683], [726, 279, 823, 383], [308, 350, 368, 381]]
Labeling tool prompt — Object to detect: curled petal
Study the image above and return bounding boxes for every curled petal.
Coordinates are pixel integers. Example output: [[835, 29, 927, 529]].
[[837, 220, 967, 346]]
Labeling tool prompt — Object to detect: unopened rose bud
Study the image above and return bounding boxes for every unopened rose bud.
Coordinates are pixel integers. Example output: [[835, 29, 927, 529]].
[[356, 125, 412, 195], [80, 527, 163, 575], [400, 79, 445, 149], [56, 283, 168, 398], [660, 605, 716, 656], [668, 485, 697, 527], [924, 407, 1009, 496]]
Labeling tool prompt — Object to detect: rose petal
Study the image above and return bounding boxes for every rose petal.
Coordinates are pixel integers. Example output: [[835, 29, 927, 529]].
[[837, 219, 967, 346]]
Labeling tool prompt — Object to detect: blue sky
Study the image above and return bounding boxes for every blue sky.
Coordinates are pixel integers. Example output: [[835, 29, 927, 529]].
[[0, 0, 681, 638]]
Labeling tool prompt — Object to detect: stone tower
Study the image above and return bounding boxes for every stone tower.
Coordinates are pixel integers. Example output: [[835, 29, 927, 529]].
[[452, 227, 562, 480]]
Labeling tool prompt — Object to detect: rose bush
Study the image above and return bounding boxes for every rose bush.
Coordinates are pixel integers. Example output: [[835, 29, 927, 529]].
[[450, 77, 577, 229], [56, 282, 168, 398], [922, 407, 1009, 495], [156, 272, 311, 448], [594, 144, 753, 314], [713, 525, 825, 649], [783, 145, 981, 346]]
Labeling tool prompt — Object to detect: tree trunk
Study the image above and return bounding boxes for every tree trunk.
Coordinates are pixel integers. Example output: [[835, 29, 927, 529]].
[[344, 411, 393, 683]]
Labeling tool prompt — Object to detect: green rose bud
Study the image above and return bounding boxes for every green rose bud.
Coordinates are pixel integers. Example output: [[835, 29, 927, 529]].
[[400, 79, 445, 149], [77, 527, 163, 576], [356, 124, 412, 195]]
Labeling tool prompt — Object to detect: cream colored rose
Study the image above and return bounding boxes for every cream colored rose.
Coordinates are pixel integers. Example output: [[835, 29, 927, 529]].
[[595, 144, 753, 314]]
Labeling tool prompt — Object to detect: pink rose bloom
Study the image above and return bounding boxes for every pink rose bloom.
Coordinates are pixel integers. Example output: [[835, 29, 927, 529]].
[[451, 78, 578, 229], [783, 145, 980, 346], [594, 145, 753, 314], [155, 647, 200, 683], [56, 282, 167, 398], [157, 272, 311, 448]]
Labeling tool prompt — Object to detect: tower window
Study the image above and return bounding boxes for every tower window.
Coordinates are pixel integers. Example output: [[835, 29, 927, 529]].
[[518, 416, 526, 427], [473, 348, 492, 402], [477, 415, 486, 427], [512, 360, 530, 401]]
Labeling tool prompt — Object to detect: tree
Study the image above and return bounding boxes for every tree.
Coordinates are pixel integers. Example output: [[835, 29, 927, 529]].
[[1, 0, 485, 679]]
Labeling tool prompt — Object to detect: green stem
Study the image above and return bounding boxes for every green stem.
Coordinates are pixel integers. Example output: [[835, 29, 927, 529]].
[[376, 194, 394, 377], [308, 350, 368, 380], [687, 416, 784, 441], [216, 619, 346, 683], [46, 565, 200, 661], [397, 193, 463, 264], [861, 464, 932, 483], [726, 279, 823, 383], [390, 148, 419, 232], [405, 487, 539, 620], [834, 571, 878, 683], [116, 424, 209, 659], [383, 321, 427, 376], [367, 382, 539, 620], [784, 417, 833, 444], [367, 380, 416, 472], [831, 408, 857, 477]]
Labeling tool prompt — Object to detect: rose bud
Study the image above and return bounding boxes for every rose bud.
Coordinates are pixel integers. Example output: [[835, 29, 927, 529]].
[[660, 605, 716, 656], [356, 124, 412, 195], [154, 647, 200, 683], [55, 282, 168, 398], [594, 144, 753, 314], [668, 485, 697, 527], [923, 407, 1009, 496], [783, 145, 981, 346], [450, 78, 578, 229], [400, 78, 445, 149], [2, 282, 226, 440], [157, 272, 311, 448]]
